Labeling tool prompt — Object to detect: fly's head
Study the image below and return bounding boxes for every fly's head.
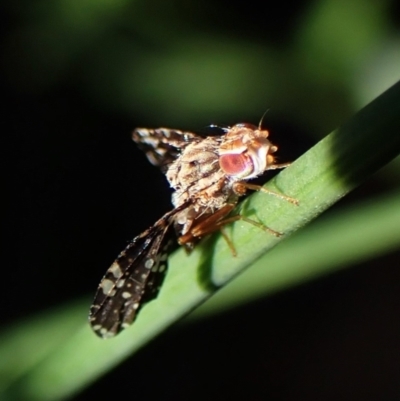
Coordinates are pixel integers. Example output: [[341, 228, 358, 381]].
[[218, 123, 278, 180]]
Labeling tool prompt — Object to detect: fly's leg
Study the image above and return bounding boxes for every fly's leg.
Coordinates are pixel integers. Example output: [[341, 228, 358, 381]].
[[234, 182, 299, 205], [178, 203, 282, 257], [178, 204, 236, 247]]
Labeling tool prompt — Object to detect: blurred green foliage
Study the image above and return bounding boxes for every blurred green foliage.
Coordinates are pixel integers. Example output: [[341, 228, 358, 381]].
[[3, 0, 398, 128]]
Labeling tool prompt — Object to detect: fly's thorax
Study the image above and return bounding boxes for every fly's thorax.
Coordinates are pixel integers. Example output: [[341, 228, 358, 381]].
[[166, 137, 223, 199], [171, 173, 232, 210], [218, 124, 278, 180]]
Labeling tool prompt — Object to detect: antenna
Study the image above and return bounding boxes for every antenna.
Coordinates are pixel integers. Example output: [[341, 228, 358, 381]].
[[258, 109, 270, 130]]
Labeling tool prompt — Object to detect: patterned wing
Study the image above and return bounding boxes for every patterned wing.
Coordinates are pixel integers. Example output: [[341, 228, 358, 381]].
[[132, 127, 201, 170], [89, 209, 180, 339]]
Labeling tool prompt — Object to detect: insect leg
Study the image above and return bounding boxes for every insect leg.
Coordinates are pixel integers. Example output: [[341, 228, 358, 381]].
[[234, 182, 299, 205], [178, 203, 282, 256]]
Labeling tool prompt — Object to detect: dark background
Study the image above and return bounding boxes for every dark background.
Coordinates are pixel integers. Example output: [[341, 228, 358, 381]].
[[2, 0, 400, 400]]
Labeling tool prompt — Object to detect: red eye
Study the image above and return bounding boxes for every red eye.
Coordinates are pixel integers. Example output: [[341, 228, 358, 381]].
[[219, 153, 252, 176]]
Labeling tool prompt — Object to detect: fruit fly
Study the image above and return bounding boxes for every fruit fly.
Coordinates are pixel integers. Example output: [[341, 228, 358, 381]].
[[89, 122, 297, 338]]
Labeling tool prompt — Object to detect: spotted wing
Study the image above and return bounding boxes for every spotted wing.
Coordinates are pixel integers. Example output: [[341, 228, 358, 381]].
[[89, 211, 177, 339], [132, 127, 201, 170]]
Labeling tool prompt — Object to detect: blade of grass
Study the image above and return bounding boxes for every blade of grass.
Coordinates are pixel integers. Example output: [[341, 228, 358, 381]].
[[190, 188, 400, 319], [3, 80, 400, 401], [0, 301, 85, 394], [2, 189, 399, 401]]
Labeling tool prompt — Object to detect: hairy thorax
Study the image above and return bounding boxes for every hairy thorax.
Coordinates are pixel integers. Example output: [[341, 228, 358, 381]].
[[166, 137, 236, 235]]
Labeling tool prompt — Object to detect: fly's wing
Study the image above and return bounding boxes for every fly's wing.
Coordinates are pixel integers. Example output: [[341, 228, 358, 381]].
[[89, 209, 180, 339], [132, 127, 201, 171]]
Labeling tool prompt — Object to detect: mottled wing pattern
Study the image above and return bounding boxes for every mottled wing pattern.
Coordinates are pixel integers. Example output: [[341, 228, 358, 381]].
[[132, 128, 201, 170], [90, 212, 176, 338]]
